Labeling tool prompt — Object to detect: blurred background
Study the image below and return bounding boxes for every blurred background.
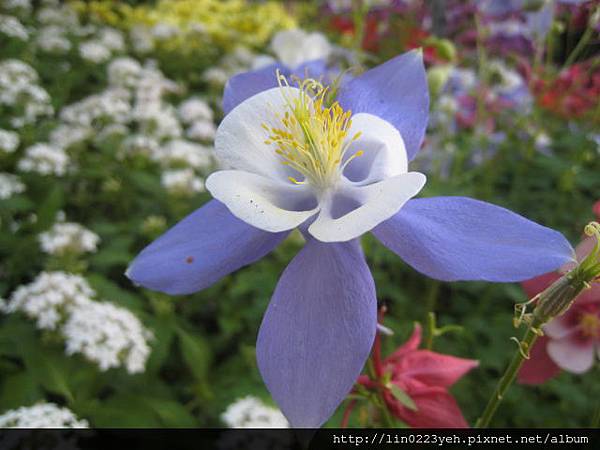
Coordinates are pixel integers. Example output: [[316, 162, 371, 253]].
[[0, 0, 598, 428]]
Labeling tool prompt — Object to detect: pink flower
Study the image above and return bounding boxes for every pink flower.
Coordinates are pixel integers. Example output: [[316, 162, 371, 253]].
[[519, 204, 600, 384], [355, 324, 478, 428]]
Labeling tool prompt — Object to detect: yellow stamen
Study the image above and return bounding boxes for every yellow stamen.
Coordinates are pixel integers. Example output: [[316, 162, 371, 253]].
[[580, 312, 600, 338], [263, 72, 364, 188]]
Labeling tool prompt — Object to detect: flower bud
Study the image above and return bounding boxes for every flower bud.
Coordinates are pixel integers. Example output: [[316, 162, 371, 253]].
[[530, 222, 600, 325]]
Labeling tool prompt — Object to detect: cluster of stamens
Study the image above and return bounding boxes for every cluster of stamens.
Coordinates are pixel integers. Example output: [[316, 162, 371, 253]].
[[579, 311, 600, 338], [262, 72, 363, 189]]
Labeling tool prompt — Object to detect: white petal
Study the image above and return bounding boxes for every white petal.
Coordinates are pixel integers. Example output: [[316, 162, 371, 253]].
[[342, 113, 408, 185], [206, 170, 319, 233], [215, 86, 303, 181], [308, 172, 426, 243], [547, 338, 595, 374]]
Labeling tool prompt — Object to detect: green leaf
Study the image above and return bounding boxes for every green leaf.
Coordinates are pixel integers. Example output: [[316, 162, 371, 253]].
[[86, 273, 144, 311], [0, 372, 43, 410], [389, 385, 418, 411], [33, 185, 63, 232], [142, 397, 197, 427], [23, 349, 74, 403], [176, 327, 212, 381]]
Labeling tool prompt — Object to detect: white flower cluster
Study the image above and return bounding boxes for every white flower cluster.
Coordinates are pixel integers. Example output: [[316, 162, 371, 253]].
[[161, 168, 205, 196], [0, 14, 29, 41], [79, 28, 125, 64], [178, 97, 216, 142], [60, 88, 131, 128], [63, 301, 152, 374], [0, 129, 20, 153], [129, 25, 155, 54], [153, 139, 212, 170], [0, 172, 25, 200], [108, 57, 143, 88], [3, 271, 94, 330], [0, 59, 53, 128], [79, 40, 111, 64], [270, 29, 331, 69], [49, 124, 92, 150], [3, 0, 32, 14], [17, 143, 70, 176], [35, 25, 72, 54], [0, 403, 89, 428], [221, 396, 289, 428], [203, 46, 257, 87], [2, 272, 153, 373], [39, 221, 100, 256]]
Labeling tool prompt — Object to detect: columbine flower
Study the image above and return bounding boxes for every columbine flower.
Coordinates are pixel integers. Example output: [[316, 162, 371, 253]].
[[221, 396, 289, 428], [0, 403, 88, 428], [127, 50, 572, 427], [354, 324, 478, 428]]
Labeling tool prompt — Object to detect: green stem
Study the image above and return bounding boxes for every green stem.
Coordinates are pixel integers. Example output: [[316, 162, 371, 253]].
[[564, 7, 598, 68], [425, 312, 436, 350], [592, 404, 600, 428], [424, 281, 440, 349], [366, 359, 395, 427], [475, 319, 542, 428]]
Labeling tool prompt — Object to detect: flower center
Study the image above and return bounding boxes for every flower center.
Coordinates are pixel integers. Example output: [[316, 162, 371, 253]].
[[579, 312, 600, 338], [263, 73, 363, 190]]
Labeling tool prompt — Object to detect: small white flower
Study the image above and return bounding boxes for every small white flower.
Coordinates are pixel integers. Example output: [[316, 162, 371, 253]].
[[35, 25, 72, 53], [49, 124, 92, 149], [0, 403, 88, 428], [98, 27, 125, 52], [161, 168, 205, 195], [0, 60, 53, 126], [0, 14, 29, 41], [39, 221, 100, 256], [18, 143, 70, 176], [62, 301, 153, 374], [153, 139, 213, 170], [0, 129, 19, 153], [0, 172, 25, 200], [203, 67, 229, 86], [79, 40, 111, 64], [221, 396, 288, 428], [186, 120, 216, 142], [2, 271, 95, 330], [178, 98, 213, 124], [108, 57, 143, 88], [271, 29, 331, 68], [130, 26, 154, 53], [60, 88, 131, 127], [151, 23, 179, 40], [3, 0, 32, 13], [3, 271, 153, 373]]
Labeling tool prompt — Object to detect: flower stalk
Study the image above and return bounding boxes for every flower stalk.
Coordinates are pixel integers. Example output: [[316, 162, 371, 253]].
[[477, 222, 600, 428]]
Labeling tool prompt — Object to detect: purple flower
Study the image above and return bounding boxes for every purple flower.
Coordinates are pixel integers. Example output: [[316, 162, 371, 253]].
[[478, 0, 587, 40], [127, 50, 573, 427]]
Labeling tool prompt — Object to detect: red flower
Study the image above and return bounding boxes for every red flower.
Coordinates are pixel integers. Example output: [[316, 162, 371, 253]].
[[353, 324, 478, 428]]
